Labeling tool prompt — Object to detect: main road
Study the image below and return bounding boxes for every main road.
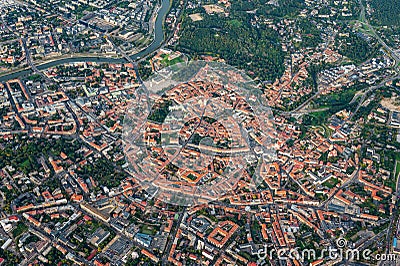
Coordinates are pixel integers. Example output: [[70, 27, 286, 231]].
[[357, 0, 400, 67], [0, 0, 171, 82]]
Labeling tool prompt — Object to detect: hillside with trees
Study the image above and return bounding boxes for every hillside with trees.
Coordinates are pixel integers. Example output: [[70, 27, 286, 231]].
[[369, 0, 400, 26], [176, 0, 302, 81]]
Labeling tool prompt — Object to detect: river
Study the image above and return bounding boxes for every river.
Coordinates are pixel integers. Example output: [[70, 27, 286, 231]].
[[0, 0, 171, 82]]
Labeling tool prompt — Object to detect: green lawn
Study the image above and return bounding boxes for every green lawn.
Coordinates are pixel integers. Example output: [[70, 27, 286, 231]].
[[160, 55, 184, 67], [322, 177, 340, 189], [140, 225, 157, 235], [12, 222, 28, 238], [395, 161, 400, 180]]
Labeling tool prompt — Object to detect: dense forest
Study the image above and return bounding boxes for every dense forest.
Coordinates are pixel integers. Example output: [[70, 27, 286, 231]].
[[176, 0, 304, 81], [335, 30, 379, 63], [369, 0, 400, 26]]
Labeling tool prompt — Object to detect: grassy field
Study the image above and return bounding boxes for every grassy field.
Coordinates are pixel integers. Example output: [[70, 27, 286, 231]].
[[140, 224, 158, 235], [395, 161, 400, 180]]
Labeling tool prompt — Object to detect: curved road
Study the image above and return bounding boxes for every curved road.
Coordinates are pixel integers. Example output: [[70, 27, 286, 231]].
[[0, 0, 171, 82]]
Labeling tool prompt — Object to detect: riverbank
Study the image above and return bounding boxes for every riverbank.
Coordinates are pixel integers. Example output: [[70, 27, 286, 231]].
[[0, 0, 171, 82]]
